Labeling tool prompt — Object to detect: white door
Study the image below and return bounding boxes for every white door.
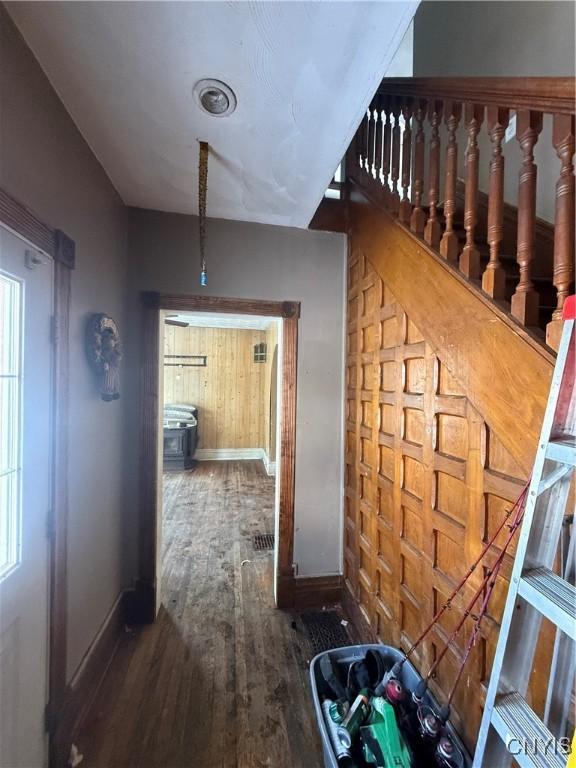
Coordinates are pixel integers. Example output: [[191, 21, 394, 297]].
[[0, 226, 53, 768]]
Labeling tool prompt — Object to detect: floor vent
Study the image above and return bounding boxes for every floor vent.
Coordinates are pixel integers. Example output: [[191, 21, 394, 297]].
[[300, 610, 350, 656], [253, 533, 275, 551]]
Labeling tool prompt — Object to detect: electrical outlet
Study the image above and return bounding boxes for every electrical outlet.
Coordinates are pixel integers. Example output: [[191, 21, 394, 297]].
[[505, 113, 517, 143]]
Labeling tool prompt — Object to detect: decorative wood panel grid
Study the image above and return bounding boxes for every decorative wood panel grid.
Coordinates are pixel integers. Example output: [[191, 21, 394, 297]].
[[344, 251, 553, 750]]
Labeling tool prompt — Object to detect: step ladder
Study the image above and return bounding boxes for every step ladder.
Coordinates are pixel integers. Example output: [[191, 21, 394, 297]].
[[473, 295, 576, 768]]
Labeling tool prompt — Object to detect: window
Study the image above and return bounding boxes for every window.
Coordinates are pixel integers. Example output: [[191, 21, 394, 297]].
[[0, 273, 22, 579], [254, 342, 267, 363]]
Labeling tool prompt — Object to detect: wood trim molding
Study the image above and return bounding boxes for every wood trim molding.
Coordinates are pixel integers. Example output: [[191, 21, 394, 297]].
[[139, 292, 300, 614], [156, 292, 300, 319], [348, 185, 554, 475], [0, 186, 75, 768], [377, 77, 576, 114], [276, 315, 298, 608], [348, 170, 556, 362], [290, 575, 343, 610], [0, 187, 55, 257], [51, 591, 126, 766]]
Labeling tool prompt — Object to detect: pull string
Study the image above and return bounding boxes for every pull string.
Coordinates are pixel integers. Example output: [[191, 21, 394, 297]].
[[198, 141, 209, 286], [399, 479, 530, 667]]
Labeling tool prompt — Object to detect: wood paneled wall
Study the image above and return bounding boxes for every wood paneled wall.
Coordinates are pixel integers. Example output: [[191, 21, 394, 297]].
[[344, 251, 554, 750], [164, 325, 275, 451]]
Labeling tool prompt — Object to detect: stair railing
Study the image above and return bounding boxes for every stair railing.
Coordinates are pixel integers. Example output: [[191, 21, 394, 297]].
[[349, 78, 575, 350]]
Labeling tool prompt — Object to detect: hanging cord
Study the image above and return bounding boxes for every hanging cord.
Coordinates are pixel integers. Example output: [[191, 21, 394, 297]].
[[410, 485, 528, 720], [396, 480, 530, 673], [424, 496, 526, 700], [198, 141, 209, 286], [444, 554, 505, 712]]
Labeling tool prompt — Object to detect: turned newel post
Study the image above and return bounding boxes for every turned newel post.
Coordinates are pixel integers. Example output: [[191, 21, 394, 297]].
[[546, 113, 575, 350], [440, 100, 462, 261], [511, 110, 543, 327], [482, 107, 509, 299], [399, 98, 413, 224], [410, 99, 428, 235], [390, 98, 402, 214], [459, 103, 485, 278], [382, 98, 392, 204], [424, 99, 443, 247]]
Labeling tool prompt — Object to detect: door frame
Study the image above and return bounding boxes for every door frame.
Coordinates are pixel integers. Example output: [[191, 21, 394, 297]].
[[138, 292, 300, 614], [0, 187, 75, 764]]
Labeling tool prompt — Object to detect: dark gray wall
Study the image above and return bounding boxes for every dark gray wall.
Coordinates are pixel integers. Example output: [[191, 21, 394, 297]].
[[414, 1, 575, 76], [1, 6, 131, 680], [127, 209, 346, 577], [413, 1, 575, 222]]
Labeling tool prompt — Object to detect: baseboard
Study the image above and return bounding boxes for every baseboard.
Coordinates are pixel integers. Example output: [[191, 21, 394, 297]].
[[285, 574, 343, 610], [263, 453, 276, 476], [51, 589, 127, 766], [195, 448, 265, 461]]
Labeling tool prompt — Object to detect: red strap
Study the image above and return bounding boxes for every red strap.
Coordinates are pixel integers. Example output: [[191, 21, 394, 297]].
[[563, 295, 576, 320]]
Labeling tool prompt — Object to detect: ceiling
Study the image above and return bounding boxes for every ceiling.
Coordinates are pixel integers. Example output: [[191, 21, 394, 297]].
[[8, 1, 417, 228], [165, 312, 276, 331]]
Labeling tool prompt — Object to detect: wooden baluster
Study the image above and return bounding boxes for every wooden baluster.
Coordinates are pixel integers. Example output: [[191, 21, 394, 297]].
[[439, 100, 462, 261], [358, 109, 368, 168], [382, 97, 392, 206], [365, 105, 374, 175], [459, 104, 484, 277], [482, 107, 509, 299], [424, 99, 443, 247], [410, 99, 427, 235], [374, 98, 384, 183], [511, 110, 543, 327], [546, 113, 575, 350], [399, 98, 413, 224], [390, 98, 402, 215]]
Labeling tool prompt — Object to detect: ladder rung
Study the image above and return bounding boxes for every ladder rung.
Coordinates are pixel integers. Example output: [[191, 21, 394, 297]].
[[518, 567, 576, 640], [491, 692, 565, 768], [546, 438, 576, 466]]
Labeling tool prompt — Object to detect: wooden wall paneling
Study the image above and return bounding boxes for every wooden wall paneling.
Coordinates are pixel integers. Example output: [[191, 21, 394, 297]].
[[163, 326, 269, 450], [342, 245, 557, 750]]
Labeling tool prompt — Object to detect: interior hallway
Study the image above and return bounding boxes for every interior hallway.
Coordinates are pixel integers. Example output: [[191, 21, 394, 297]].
[[77, 461, 324, 768]]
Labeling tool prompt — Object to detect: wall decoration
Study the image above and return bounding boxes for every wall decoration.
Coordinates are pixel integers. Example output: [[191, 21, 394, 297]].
[[86, 313, 122, 401]]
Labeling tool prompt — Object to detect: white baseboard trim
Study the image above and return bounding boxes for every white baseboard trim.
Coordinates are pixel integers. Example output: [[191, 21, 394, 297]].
[[195, 448, 277, 475], [195, 448, 265, 461]]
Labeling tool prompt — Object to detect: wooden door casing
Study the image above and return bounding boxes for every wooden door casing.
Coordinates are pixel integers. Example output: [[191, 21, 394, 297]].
[[343, 251, 554, 749]]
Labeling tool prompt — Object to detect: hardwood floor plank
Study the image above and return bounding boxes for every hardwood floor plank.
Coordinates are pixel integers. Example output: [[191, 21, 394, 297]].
[[77, 461, 323, 768]]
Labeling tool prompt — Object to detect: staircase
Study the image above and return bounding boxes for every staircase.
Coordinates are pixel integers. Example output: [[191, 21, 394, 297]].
[[348, 78, 575, 351]]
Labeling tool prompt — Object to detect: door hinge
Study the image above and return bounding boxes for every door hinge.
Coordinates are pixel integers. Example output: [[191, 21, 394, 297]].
[[44, 701, 58, 734]]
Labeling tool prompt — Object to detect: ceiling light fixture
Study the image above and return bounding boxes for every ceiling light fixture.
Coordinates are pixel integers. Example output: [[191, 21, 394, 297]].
[[193, 79, 237, 117]]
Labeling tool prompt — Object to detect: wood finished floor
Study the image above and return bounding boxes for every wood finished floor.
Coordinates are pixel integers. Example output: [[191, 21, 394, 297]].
[[77, 461, 324, 768]]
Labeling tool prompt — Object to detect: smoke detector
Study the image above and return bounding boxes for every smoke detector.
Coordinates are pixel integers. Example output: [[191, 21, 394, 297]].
[[193, 79, 237, 117]]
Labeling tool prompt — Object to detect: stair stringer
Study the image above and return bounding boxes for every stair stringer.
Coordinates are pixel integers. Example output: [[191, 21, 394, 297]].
[[349, 196, 555, 476]]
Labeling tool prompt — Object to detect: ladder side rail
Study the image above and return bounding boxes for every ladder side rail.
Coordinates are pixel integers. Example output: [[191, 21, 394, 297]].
[[544, 520, 575, 735], [473, 319, 575, 768]]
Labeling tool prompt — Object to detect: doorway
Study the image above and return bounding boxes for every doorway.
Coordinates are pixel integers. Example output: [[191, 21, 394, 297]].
[[160, 311, 282, 614], [138, 294, 300, 618], [0, 225, 53, 767]]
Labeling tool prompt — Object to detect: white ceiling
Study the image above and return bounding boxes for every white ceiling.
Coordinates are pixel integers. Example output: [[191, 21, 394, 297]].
[[165, 312, 276, 331], [8, 1, 417, 228]]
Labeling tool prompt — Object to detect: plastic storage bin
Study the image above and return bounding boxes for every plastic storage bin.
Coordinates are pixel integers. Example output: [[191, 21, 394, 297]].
[[309, 644, 471, 768]]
